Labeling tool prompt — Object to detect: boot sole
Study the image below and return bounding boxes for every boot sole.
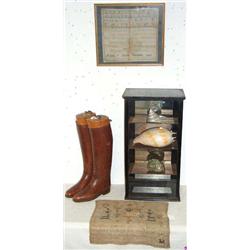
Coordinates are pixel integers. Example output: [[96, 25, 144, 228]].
[[73, 189, 110, 202]]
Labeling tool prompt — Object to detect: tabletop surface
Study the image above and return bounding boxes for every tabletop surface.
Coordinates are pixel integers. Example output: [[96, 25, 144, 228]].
[[64, 184, 186, 250]]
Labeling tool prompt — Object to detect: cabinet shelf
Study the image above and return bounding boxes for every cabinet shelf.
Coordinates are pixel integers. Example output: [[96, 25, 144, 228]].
[[129, 161, 176, 175], [133, 123, 174, 136], [126, 193, 180, 201], [135, 108, 173, 116], [127, 179, 179, 201], [129, 140, 178, 151], [134, 149, 171, 161], [128, 114, 178, 125]]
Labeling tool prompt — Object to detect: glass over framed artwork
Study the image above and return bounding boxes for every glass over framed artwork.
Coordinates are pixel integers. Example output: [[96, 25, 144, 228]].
[[94, 3, 165, 66]]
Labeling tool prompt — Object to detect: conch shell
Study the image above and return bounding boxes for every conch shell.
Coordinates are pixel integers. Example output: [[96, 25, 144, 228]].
[[133, 127, 175, 147]]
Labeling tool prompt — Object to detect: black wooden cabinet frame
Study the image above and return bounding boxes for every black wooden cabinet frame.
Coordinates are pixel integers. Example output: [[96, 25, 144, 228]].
[[122, 88, 185, 201]]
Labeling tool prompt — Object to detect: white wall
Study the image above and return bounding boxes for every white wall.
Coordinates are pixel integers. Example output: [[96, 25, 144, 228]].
[[64, 0, 186, 184]]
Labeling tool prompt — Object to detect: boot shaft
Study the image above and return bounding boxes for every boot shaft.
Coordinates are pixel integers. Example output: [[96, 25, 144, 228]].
[[75, 111, 96, 174], [87, 116, 113, 179], [76, 124, 93, 174]]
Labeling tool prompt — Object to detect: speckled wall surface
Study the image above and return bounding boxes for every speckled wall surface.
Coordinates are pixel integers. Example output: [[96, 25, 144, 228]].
[[64, 0, 186, 184]]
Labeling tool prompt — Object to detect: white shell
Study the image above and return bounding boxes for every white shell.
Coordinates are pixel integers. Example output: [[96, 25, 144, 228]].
[[147, 108, 168, 123], [147, 108, 160, 122], [133, 127, 175, 147]]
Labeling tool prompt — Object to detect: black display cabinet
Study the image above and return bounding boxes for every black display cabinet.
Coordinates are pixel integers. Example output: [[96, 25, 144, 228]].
[[122, 88, 185, 201]]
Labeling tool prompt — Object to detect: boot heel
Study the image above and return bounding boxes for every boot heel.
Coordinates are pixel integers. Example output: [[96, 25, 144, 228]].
[[102, 189, 110, 195]]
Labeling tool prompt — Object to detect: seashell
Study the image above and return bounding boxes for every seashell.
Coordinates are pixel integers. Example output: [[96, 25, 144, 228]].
[[147, 107, 168, 123], [147, 159, 165, 174], [149, 105, 161, 114], [133, 127, 176, 148], [136, 123, 172, 134], [147, 149, 164, 161]]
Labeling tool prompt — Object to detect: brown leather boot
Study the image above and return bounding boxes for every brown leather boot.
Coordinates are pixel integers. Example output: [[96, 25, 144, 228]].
[[73, 115, 113, 202], [65, 111, 96, 198]]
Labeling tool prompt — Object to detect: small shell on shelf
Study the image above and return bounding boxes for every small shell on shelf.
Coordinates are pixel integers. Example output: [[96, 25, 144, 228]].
[[147, 159, 165, 174], [147, 107, 168, 123], [149, 104, 161, 114], [133, 127, 176, 148]]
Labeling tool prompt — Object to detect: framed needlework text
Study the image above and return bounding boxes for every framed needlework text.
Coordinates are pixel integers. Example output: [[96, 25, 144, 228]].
[[95, 3, 165, 66]]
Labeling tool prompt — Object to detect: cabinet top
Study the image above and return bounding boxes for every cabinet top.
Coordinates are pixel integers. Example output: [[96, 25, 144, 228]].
[[122, 88, 185, 100]]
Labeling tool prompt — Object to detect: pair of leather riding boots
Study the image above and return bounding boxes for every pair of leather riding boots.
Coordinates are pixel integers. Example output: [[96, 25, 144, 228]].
[[65, 111, 113, 202]]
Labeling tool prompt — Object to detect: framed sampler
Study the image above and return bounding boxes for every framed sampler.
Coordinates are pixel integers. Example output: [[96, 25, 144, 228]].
[[94, 3, 165, 66]]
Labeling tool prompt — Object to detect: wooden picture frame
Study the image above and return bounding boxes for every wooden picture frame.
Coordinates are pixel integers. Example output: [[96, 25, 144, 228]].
[[94, 3, 165, 66]]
